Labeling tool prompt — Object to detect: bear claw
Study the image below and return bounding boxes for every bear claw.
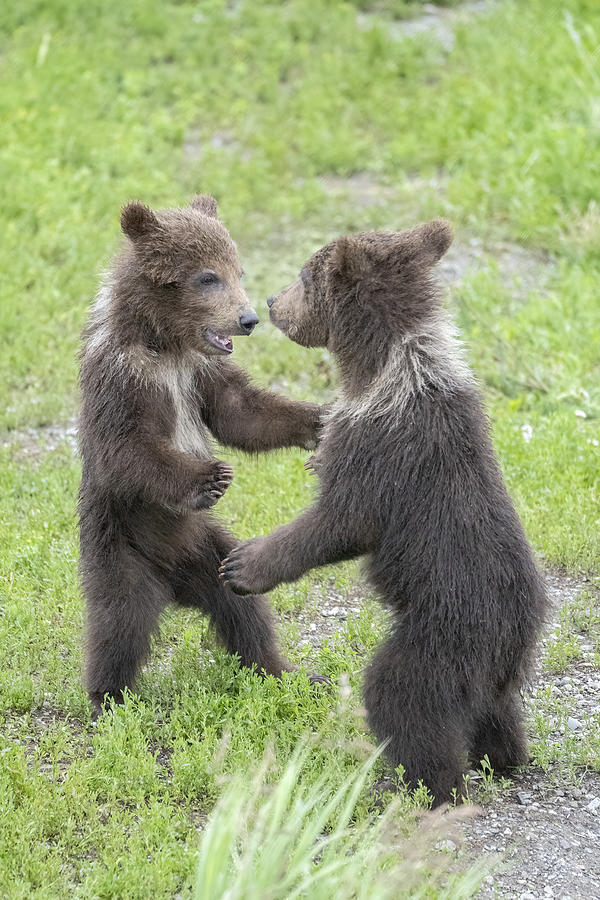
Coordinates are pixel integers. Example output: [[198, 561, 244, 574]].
[[219, 547, 255, 594], [189, 461, 234, 509]]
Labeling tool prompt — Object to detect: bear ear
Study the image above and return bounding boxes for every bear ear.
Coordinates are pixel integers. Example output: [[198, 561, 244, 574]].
[[331, 235, 372, 281], [402, 218, 453, 267], [190, 194, 218, 218], [121, 202, 159, 240]]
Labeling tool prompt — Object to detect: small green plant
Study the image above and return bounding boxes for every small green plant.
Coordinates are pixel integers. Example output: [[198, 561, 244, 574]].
[[543, 591, 600, 674], [194, 742, 486, 900], [566, 591, 600, 637], [478, 755, 511, 800], [461, 756, 512, 805], [544, 631, 582, 675]]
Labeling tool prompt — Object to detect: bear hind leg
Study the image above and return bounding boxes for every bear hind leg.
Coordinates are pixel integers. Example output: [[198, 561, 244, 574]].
[[469, 689, 529, 773], [83, 549, 170, 715], [364, 634, 469, 807]]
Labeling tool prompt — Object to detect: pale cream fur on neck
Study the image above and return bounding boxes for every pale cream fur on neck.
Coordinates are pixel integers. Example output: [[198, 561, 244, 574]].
[[331, 308, 474, 427]]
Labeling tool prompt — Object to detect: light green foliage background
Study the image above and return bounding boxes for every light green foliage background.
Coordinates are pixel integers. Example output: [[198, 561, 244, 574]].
[[0, 0, 599, 896]]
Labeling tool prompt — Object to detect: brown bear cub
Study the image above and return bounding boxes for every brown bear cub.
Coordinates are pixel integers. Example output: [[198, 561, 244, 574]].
[[79, 194, 324, 715], [221, 219, 549, 805]]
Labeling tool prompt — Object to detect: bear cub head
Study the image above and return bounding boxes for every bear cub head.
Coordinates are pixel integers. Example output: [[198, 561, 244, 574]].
[[267, 219, 452, 353], [120, 194, 257, 357]]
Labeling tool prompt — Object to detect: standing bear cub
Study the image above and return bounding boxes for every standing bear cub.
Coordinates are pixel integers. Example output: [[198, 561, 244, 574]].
[[221, 220, 549, 805], [79, 194, 323, 715]]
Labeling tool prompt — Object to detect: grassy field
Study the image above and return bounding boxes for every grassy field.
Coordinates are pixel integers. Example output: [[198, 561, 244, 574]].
[[1, 0, 599, 896]]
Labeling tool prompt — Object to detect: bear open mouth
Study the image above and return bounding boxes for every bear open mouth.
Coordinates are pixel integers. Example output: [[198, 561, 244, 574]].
[[206, 329, 234, 354]]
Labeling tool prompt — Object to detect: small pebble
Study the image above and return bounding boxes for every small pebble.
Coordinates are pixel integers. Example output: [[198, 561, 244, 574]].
[[436, 838, 457, 853], [567, 717, 582, 731]]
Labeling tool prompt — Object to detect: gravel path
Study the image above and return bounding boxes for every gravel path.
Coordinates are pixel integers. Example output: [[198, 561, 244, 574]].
[[466, 768, 600, 899], [291, 572, 600, 899], [466, 574, 600, 899]]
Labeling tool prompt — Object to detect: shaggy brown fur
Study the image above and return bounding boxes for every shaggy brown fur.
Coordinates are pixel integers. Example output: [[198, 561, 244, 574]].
[[79, 195, 323, 715], [221, 220, 549, 805]]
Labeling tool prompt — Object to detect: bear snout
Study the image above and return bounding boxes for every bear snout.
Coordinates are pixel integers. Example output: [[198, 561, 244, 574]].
[[239, 311, 259, 334]]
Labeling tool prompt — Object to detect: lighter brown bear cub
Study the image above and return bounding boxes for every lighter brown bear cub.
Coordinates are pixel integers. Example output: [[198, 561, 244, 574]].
[[79, 194, 323, 715], [221, 220, 549, 806]]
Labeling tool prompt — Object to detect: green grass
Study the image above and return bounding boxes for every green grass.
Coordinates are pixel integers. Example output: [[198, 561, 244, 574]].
[[1, 0, 600, 895], [192, 742, 486, 900]]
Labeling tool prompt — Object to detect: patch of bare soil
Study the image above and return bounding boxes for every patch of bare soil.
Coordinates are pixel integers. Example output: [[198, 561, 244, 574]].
[[317, 173, 401, 210], [1, 417, 78, 462], [183, 128, 251, 164], [357, 1, 498, 53], [440, 239, 554, 296], [291, 573, 600, 899], [466, 767, 600, 899], [318, 171, 555, 297]]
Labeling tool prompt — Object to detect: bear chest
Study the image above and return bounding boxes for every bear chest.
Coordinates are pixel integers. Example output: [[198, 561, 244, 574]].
[[157, 364, 212, 459]]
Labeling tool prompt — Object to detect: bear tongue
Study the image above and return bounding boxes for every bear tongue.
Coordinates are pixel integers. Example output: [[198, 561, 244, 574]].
[[206, 329, 234, 354]]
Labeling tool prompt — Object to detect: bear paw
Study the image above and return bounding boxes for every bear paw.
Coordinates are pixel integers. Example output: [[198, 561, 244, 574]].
[[218, 537, 273, 595], [187, 461, 234, 510]]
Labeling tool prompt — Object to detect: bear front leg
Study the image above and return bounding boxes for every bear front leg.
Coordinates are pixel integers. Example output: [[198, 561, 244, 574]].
[[219, 535, 277, 596], [201, 361, 325, 453], [219, 505, 363, 595], [170, 520, 293, 677], [99, 437, 234, 512]]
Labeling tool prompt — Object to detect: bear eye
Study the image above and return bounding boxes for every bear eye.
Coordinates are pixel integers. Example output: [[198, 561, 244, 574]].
[[195, 270, 219, 286], [300, 267, 312, 287]]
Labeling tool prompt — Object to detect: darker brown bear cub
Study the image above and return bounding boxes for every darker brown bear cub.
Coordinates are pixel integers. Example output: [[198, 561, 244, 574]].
[[221, 220, 549, 805], [79, 194, 323, 715]]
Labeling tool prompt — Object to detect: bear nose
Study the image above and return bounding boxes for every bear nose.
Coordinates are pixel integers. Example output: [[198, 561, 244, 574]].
[[266, 295, 276, 308], [239, 311, 259, 334]]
